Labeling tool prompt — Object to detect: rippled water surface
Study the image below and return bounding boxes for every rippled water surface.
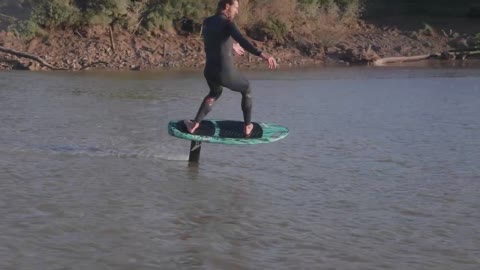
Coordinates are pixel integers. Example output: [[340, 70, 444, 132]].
[[1, 66, 479, 270]]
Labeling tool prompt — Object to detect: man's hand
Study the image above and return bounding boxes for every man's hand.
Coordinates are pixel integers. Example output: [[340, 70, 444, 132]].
[[261, 52, 278, 69], [233, 43, 245, 56]]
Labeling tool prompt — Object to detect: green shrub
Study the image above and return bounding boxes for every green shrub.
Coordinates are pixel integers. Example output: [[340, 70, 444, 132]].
[[77, 0, 130, 26], [298, 0, 360, 11], [142, 0, 217, 31], [297, 0, 361, 23], [419, 23, 435, 36], [0, 13, 17, 30], [8, 19, 43, 38], [248, 17, 289, 42], [75, 0, 129, 15], [0, 0, 363, 38], [475, 33, 480, 46], [31, 0, 81, 28]]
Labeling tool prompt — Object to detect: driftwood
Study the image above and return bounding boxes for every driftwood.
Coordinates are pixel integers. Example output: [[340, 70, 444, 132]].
[[132, 18, 143, 35], [373, 49, 480, 66], [0, 45, 65, 70], [0, 46, 111, 70], [108, 26, 116, 53], [74, 29, 84, 38], [373, 54, 432, 66], [433, 49, 480, 60]]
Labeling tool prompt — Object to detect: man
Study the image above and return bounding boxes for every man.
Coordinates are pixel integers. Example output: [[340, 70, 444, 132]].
[[184, 0, 278, 137]]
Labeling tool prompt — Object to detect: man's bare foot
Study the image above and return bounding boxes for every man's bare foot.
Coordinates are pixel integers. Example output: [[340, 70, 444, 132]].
[[244, 123, 254, 138], [184, 120, 199, 134]]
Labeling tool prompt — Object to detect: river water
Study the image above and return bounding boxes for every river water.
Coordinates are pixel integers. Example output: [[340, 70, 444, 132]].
[[1, 65, 479, 270]]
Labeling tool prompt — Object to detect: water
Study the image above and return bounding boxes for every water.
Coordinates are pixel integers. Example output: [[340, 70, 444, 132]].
[[1, 66, 479, 270]]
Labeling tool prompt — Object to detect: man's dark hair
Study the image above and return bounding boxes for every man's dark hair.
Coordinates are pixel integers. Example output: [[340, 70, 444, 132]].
[[217, 0, 238, 12]]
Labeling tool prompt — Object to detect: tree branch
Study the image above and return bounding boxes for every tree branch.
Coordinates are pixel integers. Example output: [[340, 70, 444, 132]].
[[0, 46, 65, 70]]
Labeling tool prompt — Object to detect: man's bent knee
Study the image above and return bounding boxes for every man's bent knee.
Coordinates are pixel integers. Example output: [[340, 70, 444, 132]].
[[242, 85, 252, 98], [205, 97, 216, 106]]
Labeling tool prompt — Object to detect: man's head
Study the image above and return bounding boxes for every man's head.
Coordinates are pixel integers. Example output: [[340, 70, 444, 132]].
[[217, 0, 239, 21]]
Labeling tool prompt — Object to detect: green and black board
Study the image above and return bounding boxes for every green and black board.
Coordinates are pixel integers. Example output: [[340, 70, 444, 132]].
[[168, 119, 289, 162]]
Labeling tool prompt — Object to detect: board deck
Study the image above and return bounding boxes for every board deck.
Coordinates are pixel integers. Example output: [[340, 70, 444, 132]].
[[168, 120, 288, 145]]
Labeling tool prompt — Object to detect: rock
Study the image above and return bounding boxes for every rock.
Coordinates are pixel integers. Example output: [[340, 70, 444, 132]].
[[27, 62, 36, 70], [409, 31, 419, 40], [441, 51, 454, 59], [79, 57, 88, 65], [371, 44, 382, 52]]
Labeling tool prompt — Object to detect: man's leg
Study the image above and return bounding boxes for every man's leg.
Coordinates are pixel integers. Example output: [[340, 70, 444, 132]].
[[220, 71, 253, 136], [185, 80, 223, 133]]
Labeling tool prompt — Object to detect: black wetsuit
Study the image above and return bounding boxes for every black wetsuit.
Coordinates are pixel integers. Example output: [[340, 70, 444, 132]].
[[193, 13, 262, 125]]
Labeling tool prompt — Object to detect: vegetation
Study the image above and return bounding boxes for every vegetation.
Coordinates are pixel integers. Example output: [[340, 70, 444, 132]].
[[475, 33, 480, 47], [0, 0, 361, 41]]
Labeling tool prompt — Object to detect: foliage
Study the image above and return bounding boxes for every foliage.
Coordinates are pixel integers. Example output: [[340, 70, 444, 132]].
[[142, 0, 217, 31], [0, 0, 362, 38], [298, 0, 360, 11], [7, 19, 43, 38], [248, 17, 289, 43], [31, 0, 82, 28], [475, 33, 480, 46], [419, 23, 435, 36], [76, 0, 130, 26]]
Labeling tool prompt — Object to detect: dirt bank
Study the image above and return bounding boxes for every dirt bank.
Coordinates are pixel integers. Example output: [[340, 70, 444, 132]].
[[0, 18, 478, 71]]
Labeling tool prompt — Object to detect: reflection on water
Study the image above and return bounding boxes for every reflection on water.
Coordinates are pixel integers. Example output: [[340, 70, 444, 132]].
[[1, 65, 479, 270]]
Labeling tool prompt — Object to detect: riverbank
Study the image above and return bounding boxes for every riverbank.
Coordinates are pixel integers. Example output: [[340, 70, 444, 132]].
[[0, 17, 478, 71]]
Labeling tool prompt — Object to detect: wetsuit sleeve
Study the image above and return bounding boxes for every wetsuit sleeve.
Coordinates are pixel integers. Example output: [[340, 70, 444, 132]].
[[228, 22, 262, 56], [201, 18, 207, 38]]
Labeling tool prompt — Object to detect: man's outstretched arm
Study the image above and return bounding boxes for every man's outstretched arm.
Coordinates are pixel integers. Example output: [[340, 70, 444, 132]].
[[228, 22, 262, 56], [229, 22, 278, 68]]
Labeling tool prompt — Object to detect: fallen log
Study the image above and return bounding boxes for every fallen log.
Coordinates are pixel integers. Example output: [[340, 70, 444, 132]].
[[433, 50, 480, 60], [0, 45, 65, 70], [373, 54, 432, 66], [373, 49, 480, 66], [0, 46, 113, 70]]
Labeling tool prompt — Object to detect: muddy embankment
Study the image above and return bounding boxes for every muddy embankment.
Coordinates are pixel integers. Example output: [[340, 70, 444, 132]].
[[0, 18, 479, 71]]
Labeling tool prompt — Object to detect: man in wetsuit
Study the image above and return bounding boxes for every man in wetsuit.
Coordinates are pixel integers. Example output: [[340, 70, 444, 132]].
[[184, 0, 278, 137]]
